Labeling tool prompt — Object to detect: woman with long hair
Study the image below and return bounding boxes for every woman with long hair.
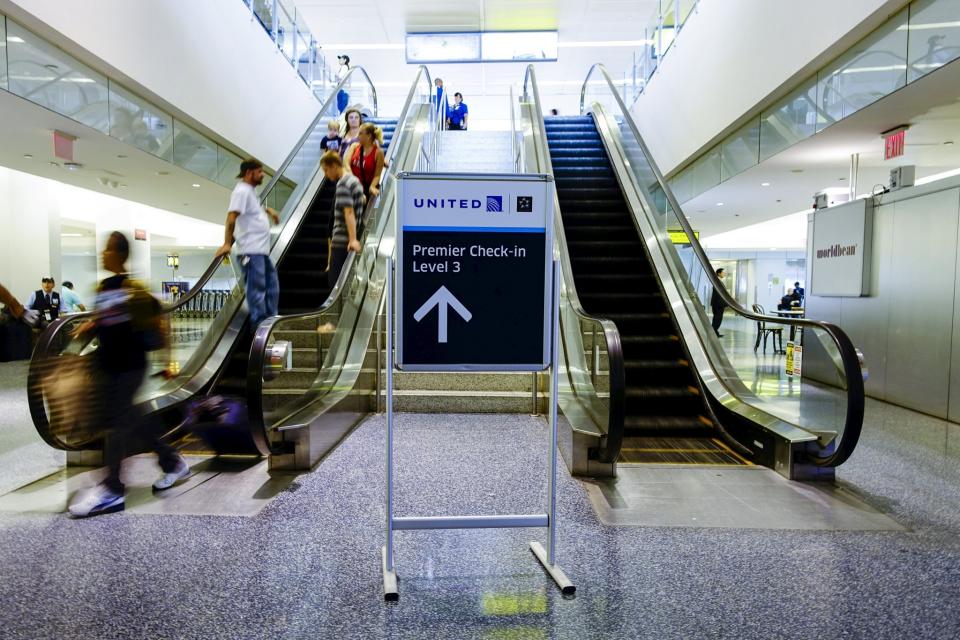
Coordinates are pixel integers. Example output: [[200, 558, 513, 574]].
[[344, 122, 385, 200], [340, 108, 363, 158]]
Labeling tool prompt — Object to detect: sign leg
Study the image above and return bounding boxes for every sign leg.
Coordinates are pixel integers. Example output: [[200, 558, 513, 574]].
[[382, 546, 399, 601], [383, 258, 399, 600], [531, 260, 575, 595]]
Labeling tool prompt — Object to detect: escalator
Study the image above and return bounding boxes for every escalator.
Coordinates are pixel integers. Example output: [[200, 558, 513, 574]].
[[521, 64, 866, 478], [201, 120, 399, 447], [29, 67, 435, 463], [546, 115, 746, 465]]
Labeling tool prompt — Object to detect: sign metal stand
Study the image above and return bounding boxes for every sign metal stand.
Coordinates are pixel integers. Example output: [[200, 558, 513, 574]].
[[380, 172, 575, 600]]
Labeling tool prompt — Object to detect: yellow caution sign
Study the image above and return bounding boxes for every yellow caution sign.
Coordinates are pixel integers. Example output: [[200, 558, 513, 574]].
[[786, 342, 803, 377]]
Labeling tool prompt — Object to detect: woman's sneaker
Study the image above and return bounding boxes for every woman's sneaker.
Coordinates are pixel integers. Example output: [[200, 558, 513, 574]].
[[153, 456, 191, 491], [68, 484, 124, 518]]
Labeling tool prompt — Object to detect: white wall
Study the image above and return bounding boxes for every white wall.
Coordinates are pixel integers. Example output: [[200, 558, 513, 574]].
[[3, 0, 319, 168], [0, 166, 222, 305], [630, 0, 909, 175]]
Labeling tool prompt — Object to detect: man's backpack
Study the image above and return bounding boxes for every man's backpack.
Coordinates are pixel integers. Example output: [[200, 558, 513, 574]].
[[124, 278, 166, 351]]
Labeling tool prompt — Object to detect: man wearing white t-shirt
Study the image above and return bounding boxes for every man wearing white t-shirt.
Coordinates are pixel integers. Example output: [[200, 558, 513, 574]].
[[216, 158, 280, 328]]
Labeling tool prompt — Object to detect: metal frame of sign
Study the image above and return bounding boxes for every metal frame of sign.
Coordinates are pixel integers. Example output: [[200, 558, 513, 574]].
[[395, 172, 554, 371], [381, 172, 574, 601]]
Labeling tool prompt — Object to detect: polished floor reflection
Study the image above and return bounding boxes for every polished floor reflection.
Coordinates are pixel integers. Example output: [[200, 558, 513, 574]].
[[0, 395, 958, 637]]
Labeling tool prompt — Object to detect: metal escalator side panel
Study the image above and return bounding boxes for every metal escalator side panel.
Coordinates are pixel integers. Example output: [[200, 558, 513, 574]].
[[587, 101, 861, 473], [519, 70, 625, 470]]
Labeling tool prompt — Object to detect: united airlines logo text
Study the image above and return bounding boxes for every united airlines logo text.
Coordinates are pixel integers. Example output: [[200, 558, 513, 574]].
[[412, 196, 505, 212]]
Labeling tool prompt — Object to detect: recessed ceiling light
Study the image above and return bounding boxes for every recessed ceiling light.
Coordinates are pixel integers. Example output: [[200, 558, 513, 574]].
[[23, 154, 33, 159], [761, 182, 770, 187], [64, 162, 83, 171], [7, 36, 25, 44], [716, 202, 724, 206], [191, 183, 200, 188]]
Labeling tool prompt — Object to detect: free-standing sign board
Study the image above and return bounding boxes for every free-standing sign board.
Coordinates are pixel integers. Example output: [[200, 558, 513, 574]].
[[397, 173, 553, 370], [381, 172, 573, 601]]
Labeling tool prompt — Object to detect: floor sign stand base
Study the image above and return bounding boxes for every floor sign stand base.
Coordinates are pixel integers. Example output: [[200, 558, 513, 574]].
[[381, 256, 574, 600]]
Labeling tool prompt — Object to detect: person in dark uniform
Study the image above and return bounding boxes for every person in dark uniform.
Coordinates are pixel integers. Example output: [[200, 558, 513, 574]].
[[793, 281, 804, 304], [711, 268, 728, 337], [26, 277, 61, 327]]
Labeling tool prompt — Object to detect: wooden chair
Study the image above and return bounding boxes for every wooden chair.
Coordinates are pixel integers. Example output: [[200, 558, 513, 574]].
[[752, 304, 783, 354]]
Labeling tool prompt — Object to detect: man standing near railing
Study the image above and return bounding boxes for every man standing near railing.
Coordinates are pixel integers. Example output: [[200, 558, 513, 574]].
[[320, 151, 363, 290], [711, 267, 728, 337], [216, 159, 280, 329]]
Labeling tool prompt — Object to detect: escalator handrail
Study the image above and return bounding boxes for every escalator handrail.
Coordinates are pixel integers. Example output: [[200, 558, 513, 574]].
[[579, 62, 864, 467], [260, 65, 378, 199], [523, 64, 626, 465], [246, 69, 432, 434]]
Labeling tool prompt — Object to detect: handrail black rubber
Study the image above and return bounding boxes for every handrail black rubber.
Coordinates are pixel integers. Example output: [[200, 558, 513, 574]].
[[523, 64, 626, 465], [579, 62, 865, 467]]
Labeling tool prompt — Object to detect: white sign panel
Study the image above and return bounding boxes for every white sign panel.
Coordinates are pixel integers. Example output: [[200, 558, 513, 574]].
[[810, 198, 873, 297], [396, 173, 554, 371]]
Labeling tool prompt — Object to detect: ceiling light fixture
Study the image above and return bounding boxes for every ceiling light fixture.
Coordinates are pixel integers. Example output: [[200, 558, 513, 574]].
[[7, 36, 25, 44], [946, 141, 955, 145], [761, 182, 770, 187], [191, 183, 200, 188], [23, 154, 33, 159], [716, 202, 724, 206]]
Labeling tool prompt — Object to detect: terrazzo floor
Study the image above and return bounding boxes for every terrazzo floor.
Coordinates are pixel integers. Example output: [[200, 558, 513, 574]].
[[0, 360, 959, 638], [0, 407, 956, 637]]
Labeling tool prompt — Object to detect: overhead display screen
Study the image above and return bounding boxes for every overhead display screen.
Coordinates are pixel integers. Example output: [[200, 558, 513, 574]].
[[406, 31, 558, 63]]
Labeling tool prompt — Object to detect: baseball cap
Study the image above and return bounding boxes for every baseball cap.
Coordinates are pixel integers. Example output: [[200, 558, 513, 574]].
[[236, 158, 263, 178]]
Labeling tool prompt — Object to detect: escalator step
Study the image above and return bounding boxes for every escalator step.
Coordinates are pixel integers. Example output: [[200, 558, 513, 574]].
[[623, 415, 713, 431]]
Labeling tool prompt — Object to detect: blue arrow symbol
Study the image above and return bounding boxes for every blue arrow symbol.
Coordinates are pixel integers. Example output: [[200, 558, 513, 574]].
[[413, 285, 472, 343]]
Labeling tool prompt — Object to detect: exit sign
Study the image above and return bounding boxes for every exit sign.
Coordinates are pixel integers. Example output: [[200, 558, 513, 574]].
[[884, 129, 906, 160]]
